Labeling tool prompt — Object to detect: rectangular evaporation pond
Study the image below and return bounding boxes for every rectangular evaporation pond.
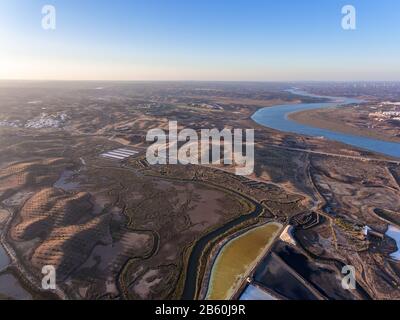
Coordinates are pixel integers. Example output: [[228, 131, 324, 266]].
[[106, 151, 131, 158], [239, 284, 276, 300], [101, 154, 125, 160], [206, 222, 282, 300], [117, 148, 138, 154], [113, 152, 137, 157], [110, 151, 133, 157], [386, 225, 400, 260]]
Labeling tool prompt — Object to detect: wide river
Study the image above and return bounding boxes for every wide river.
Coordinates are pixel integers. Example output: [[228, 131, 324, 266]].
[[252, 89, 400, 158]]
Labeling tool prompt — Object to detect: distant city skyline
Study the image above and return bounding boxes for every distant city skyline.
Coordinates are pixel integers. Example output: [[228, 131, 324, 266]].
[[1, 0, 399, 81]]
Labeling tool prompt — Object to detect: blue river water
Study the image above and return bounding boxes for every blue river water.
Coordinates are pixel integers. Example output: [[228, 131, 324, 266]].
[[251, 90, 400, 158]]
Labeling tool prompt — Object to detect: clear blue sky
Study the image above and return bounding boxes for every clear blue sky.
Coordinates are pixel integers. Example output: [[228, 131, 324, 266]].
[[1, 0, 399, 81]]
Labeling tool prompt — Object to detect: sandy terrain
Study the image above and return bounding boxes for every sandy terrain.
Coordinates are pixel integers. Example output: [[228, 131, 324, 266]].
[[288, 107, 400, 143]]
